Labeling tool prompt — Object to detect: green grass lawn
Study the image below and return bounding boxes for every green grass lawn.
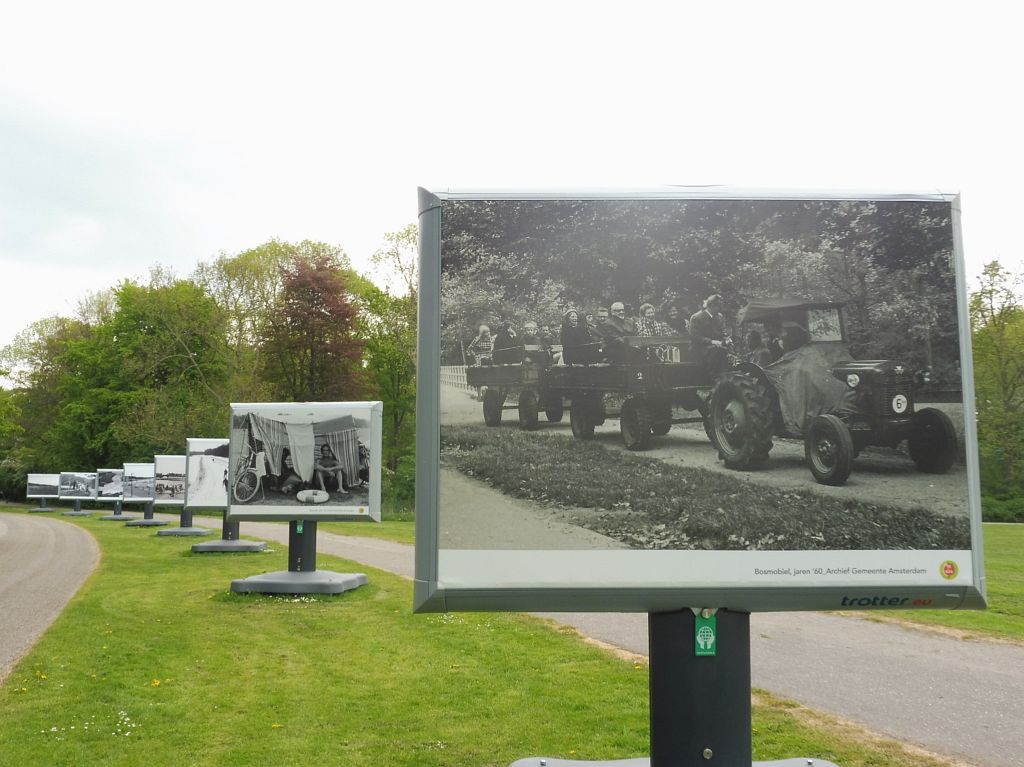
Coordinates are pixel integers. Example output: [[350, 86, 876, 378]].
[[873, 523, 1024, 641], [0, 510, 964, 767]]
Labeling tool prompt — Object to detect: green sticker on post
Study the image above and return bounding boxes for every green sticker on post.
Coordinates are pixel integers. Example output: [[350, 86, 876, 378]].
[[695, 612, 717, 657], [297, 520, 304, 534]]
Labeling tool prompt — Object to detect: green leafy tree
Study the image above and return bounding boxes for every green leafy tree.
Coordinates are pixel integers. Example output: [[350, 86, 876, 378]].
[[971, 261, 1024, 497], [191, 241, 292, 402]]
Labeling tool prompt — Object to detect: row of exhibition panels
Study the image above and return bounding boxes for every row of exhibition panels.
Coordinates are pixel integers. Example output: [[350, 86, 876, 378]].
[[27, 438, 229, 509], [25, 402, 385, 523]]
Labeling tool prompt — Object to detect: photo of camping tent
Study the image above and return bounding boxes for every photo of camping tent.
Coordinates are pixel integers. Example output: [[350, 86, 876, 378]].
[[123, 463, 155, 501], [26, 474, 60, 499], [96, 469, 124, 501], [226, 402, 382, 522], [154, 455, 187, 506], [59, 472, 98, 499], [184, 438, 230, 509]]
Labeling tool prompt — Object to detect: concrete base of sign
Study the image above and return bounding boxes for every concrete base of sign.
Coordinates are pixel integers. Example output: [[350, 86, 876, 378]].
[[509, 760, 839, 767], [100, 513, 137, 521], [62, 510, 92, 517], [230, 570, 367, 595], [192, 538, 267, 553], [157, 526, 213, 537], [29, 501, 54, 512], [125, 518, 169, 527]]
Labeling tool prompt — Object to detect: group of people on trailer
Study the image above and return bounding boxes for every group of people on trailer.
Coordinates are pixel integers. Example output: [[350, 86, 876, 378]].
[[465, 293, 797, 371], [276, 443, 370, 499]]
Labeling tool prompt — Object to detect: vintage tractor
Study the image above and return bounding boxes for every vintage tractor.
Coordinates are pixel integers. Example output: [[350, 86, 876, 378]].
[[715, 298, 959, 486]]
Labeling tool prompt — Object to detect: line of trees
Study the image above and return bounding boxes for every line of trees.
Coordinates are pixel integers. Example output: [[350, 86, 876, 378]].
[[971, 261, 1024, 520], [0, 229, 418, 509]]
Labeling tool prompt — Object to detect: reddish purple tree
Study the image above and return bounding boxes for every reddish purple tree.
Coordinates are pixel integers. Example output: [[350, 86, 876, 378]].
[[261, 247, 366, 401]]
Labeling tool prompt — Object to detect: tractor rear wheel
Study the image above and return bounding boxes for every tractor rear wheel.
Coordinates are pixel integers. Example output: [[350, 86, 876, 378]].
[[709, 372, 773, 470]]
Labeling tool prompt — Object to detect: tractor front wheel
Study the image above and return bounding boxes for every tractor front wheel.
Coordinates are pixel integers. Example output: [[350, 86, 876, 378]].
[[805, 414, 854, 486]]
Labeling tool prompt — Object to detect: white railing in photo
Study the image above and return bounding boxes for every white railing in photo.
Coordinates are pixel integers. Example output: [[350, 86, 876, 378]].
[[440, 365, 471, 392]]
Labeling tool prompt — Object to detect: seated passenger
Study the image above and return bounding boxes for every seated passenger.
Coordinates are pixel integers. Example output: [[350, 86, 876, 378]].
[[521, 321, 551, 365], [466, 324, 493, 365], [560, 309, 602, 365], [492, 321, 524, 364]]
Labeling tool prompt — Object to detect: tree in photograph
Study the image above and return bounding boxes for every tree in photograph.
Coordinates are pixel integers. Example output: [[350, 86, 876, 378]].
[[970, 260, 1024, 496], [261, 245, 366, 401]]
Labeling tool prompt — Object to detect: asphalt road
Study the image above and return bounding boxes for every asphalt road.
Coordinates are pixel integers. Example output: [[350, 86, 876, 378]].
[[5, 509, 1020, 767], [0, 513, 99, 681]]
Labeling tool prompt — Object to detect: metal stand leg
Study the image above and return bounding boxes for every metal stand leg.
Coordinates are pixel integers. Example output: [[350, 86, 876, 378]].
[[63, 499, 92, 516], [230, 520, 366, 595], [126, 500, 168, 527], [509, 609, 840, 767], [157, 505, 212, 537], [191, 513, 266, 552]]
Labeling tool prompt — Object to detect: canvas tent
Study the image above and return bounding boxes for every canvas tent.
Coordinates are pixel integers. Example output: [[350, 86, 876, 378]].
[[245, 412, 360, 487]]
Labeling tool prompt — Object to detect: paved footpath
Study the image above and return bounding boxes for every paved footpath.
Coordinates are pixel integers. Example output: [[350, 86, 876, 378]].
[[0, 513, 99, 680], [5, 510, 1022, 767]]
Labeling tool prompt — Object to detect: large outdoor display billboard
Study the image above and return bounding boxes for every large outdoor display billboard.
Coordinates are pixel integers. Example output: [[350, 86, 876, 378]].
[[414, 187, 986, 614], [153, 455, 187, 506], [96, 468, 124, 501], [184, 438, 230, 509], [58, 472, 98, 499], [225, 402, 382, 522], [122, 463, 155, 502], [26, 473, 60, 499]]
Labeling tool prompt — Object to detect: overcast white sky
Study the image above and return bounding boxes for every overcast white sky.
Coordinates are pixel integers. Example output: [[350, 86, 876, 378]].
[[1, 1, 1020, 353]]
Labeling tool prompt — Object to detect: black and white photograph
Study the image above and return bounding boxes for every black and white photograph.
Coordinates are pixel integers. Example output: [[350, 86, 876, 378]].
[[58, 471, 98, 499], [96, 468, 124, 501], [184, 438, 230, 509], [153, 455, 187, 506], [434, 193, 975, 557], [226, 402, 382, 522], [122, 462, 155, 502], [26, 473, 60, 499]]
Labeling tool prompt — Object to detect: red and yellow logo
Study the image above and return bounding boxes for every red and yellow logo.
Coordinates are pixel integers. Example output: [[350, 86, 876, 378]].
[[940, 560, 959, 580]]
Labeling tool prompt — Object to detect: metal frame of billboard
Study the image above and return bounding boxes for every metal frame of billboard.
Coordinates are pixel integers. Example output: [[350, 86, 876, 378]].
[[414, 186, 986, 614], [225, 401, 383, 523], [26, 473, 61, 499]]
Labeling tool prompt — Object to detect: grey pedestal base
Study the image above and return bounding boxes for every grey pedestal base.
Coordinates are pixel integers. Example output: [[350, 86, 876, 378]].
[[125, 518, 169, 527], [192, 539, 267, 553], [230, 570, 367, 595], [100, 514, 137, 521], [510, 760, 839, 767], [62, 510, 92, 517], [157, 527, 212, 537], [29, 506, 54, 513]]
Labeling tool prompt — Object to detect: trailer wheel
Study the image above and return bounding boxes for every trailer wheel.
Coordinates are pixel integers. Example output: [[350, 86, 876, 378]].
[[620, 397, 654, 450], [909, 407, 958, 474], [650, 402, 672, 436], [483, 388, 504, 427], [805, 414, 854, 486], [570, 397, 596, 440], [518, 390, 540, 431], [709, 372, 773, 470], [544, 397, 564, 423]]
